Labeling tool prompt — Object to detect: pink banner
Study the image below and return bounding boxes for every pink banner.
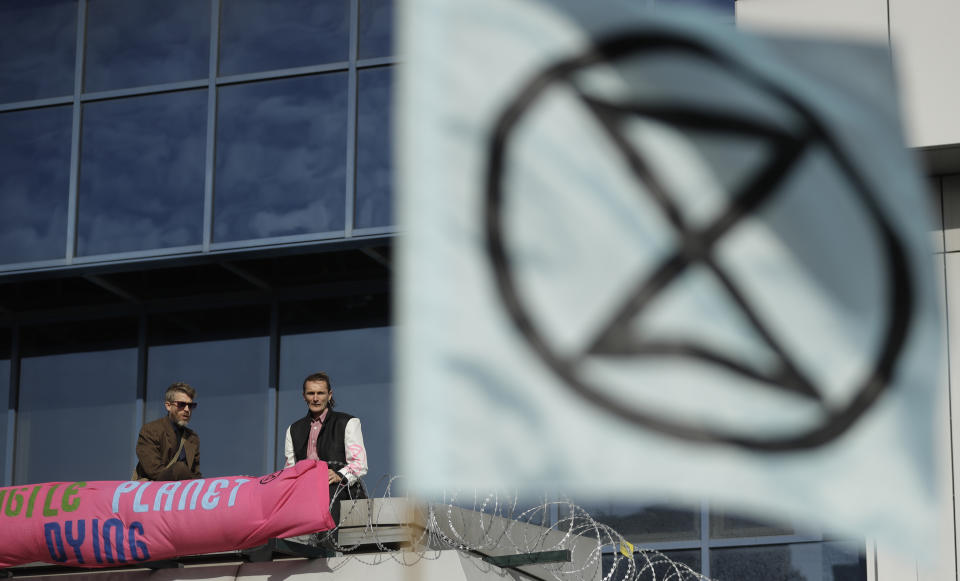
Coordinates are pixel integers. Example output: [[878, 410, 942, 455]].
[[0, 460, 336, 568]]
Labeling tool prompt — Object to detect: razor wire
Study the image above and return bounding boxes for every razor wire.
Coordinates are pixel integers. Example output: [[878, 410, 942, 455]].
[[310, 474, 713, 581]]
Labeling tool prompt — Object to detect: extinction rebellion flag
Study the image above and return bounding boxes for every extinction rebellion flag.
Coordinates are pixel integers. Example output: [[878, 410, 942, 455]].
[[0, 460, 335, 568], [397, 0, 942, 555]]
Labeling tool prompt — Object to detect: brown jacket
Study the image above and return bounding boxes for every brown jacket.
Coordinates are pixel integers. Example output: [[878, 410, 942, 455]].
[[134, 417, 201, 480]]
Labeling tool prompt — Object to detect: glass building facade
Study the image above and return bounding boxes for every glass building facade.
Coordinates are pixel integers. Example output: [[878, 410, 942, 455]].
[[0, 0, 862, 579], [0, 0, 396, 523], [0, 0, 395, 267]]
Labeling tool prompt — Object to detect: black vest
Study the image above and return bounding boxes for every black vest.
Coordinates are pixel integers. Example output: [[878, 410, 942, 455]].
[[290, 410, 355, 469]]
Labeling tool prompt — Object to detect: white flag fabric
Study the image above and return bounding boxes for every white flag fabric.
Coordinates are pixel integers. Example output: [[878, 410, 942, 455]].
[[397, 0, 941, 552]]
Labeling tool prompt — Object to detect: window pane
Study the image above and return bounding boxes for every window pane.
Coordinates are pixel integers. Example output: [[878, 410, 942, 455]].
[[215, 74, 347, 242], [604, 549, 701, 580], [78, 90, 207, 256], [356, 66, 393, 229], [85, 0, 210, 92], [277, 326, 393, 479], [16, 321, 138, 484], [0, 337, 9, 483], [709, 508, 796, 539], [358, 0, 393, 59], [219, 0, 348, 76], [581, 502, 700, 543], [0, 107, 71, 264], [657, 0, 734, 10], [146, 308, 270, 478], [663, 549, 701, 574], [0, 0, 75, 103], [656, 0, 735, 20], [710, 541, 866, 581]]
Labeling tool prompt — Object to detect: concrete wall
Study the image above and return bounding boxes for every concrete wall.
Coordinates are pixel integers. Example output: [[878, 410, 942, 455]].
[[840, 176, 960, 581], [736, 0, 960, 149]]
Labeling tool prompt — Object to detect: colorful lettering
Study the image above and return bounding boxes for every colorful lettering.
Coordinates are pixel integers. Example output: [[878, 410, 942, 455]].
[[0, 461, 336, 569], [133, 482, 151, 513], [228, 478, 250, 507], [154, 481, 182, 512], [64, 520, 85, 564], [128, 522, 150, 562], [91, 518, 102, 564], [43, 483, 61, 517], [5, 487, 24, 517], [25, 485, 40, 517], [102, 518, 124, 563], [111, 482, 138, 514], [44, 523, 67, 563], [201, 479, 229, 510], [178, 479, 204, 511], [62, 482, 85, 512]]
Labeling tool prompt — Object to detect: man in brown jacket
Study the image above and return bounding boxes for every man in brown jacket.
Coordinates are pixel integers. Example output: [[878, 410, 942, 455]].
[[133, 382, 202, 481]]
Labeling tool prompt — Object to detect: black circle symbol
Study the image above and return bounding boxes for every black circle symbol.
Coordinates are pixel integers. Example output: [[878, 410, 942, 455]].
[[484, 32, 912, 450]]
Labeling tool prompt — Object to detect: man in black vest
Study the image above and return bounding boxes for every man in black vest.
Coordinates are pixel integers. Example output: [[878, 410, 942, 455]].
[[283, 371, 368, 531]]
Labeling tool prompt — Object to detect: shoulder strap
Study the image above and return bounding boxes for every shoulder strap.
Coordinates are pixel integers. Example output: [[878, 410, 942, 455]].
[[165, 436, 186, 470]]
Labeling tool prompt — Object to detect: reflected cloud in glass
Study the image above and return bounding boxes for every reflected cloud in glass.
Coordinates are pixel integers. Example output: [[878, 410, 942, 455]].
[[356, 66, 393, 229], [0, 107, 71, 264], [85, 0, 210, 92], [78, 90, 207, 256], [219, 0, 348, 76], [358, 0, 394, 59], [0, 0, 75, 103], [215, 74, 347, 242]]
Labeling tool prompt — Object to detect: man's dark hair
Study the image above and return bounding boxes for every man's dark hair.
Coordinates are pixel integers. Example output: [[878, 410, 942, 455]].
[[302, 372, 335, 410], [165, 381, 196, 402]]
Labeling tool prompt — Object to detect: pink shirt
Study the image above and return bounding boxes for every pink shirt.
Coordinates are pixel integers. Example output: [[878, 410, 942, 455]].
[[305, 409, 328, 461]]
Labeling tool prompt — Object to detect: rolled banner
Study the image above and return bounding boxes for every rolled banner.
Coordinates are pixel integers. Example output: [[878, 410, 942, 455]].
[[0, 459, 336, 568]]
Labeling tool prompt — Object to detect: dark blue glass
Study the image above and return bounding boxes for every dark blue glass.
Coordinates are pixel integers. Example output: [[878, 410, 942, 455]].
[[85, 0, 210, 92], [581, 502, 700, 543], [656, 0, 735, 15], [219, 0, 348, 76], [355, 67, 393, 229], [710, 542, 866, 581], [603, 549, 701, 579], [710, 509, 796, 538], [0, 358, 8, 483], [78, 90, 207, 256], [276, 327, 393, 478], [0, 107, 71, 264], [16, 347, 138, 483], [664, 550, 702, 575], [0, 0, 76, 103], [358, 0, 394, 59], [147, 335, 270, 478], [214, 74, 347, 242]]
